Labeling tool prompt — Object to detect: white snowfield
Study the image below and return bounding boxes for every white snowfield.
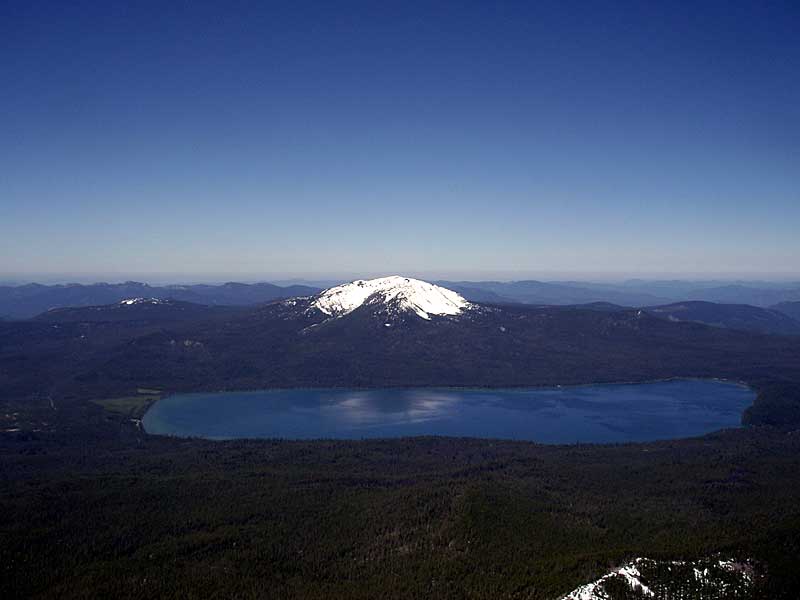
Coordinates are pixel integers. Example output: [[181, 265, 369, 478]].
[[119, 298, 166, 306], [312, 276, 472, 320], [562, 560, 653, 599], [561, 557, 753, 600]]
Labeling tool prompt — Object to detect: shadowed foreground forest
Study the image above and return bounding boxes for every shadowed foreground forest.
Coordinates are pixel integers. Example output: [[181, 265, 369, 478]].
[[3, 306, 800, 597], [3, 397, 800, 599]]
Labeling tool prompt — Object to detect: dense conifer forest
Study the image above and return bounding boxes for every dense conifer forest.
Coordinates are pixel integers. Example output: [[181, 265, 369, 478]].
[[3, 391, 800, 598], [3, 301, 800, 597]]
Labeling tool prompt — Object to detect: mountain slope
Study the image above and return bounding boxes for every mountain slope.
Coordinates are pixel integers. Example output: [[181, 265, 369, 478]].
[[687, 284, 800, 307], [645, 301, 800, 335], [34, 298, 243, 323], [3, 277, 800, 402], [49, 296, 800, 398], [772, 301, 800, 322]]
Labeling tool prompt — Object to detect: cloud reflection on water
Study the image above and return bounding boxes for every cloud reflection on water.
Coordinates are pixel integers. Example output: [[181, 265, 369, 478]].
[[321, 390, 461, 428]]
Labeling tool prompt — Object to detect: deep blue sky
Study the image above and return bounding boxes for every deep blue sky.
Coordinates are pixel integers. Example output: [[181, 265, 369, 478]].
[[2, 1, 798, 282]]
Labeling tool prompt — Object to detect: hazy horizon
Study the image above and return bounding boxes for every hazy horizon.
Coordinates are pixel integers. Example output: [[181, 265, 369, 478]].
[[3, 270, 800, 287]]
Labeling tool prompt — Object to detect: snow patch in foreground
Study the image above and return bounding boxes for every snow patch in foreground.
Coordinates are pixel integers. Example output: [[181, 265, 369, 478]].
[[561, 557, 754, 599], [563, 560, 653, 600]]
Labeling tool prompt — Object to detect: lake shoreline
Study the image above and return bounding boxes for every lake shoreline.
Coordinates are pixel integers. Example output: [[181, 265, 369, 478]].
[[142, 379, 755, 444], [148, 375, 754, 399]]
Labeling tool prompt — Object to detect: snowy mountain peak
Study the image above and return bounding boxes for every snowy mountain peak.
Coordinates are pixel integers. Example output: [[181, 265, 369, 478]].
[[312, 276, 472, 320]]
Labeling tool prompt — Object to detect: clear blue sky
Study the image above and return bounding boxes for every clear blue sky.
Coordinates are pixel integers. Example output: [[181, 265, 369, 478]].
[[2, 1, 798, 282]]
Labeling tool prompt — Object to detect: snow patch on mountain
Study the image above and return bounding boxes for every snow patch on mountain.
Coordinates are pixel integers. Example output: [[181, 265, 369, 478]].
[[119, 298, 167, 306], [312, 276, 472, 320]]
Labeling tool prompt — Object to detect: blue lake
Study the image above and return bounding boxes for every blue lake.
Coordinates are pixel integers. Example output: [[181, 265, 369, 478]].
[[142, 379, 755, 444]]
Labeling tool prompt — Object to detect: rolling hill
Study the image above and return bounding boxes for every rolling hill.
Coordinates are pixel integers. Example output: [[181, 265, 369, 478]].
[[772, 301, 800, 322], [645, 301, 800, 335]]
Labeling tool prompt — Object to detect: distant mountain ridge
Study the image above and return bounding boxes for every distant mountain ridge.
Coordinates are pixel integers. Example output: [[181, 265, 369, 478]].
[[686, 284, 800, 307], [34, 298, 244, 323], [0, 281, 320, 319], [439, 280, 800, 308], [438, 280, 671, 306], [4, 277, 800, 320]]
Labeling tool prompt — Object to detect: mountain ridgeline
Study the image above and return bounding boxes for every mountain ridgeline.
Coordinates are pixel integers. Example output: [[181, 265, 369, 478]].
[[438, 279, 800, 309], [0, 281, 319, 319], [5, 277, 800, 321], [33, 298, 247, 323], [3, 278, 799, 424]]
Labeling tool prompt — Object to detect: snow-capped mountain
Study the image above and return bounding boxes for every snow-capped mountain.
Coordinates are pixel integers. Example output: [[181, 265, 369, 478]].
[[311, 276, 473, 320]]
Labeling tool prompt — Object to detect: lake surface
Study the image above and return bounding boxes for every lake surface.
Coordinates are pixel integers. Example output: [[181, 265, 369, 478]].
[[142, 379, 754, 444]]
